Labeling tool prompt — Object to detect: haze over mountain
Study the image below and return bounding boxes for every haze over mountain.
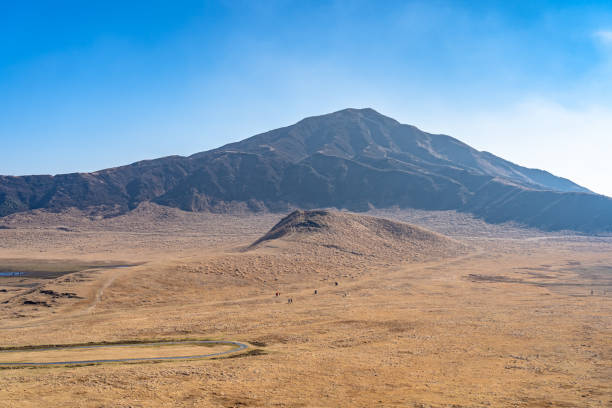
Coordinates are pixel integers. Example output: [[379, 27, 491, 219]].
[[1, 108, 611, 232]]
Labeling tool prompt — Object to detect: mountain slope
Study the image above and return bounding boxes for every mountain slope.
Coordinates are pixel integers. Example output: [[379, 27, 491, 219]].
[[1, 108, 610, 232], [204, 108, 588, 193]]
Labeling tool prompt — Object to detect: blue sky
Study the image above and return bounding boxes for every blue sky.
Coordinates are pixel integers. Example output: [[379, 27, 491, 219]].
[[1, 1, 612, 195]]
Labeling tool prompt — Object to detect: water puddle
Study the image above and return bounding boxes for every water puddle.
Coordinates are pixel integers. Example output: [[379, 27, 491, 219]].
[[0, 272, 26, 277]]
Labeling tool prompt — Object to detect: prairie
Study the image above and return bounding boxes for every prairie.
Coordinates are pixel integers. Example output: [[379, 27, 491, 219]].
[[0, 205, 610, 407]]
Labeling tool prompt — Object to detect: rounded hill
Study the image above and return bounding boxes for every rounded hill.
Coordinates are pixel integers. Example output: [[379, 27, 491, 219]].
[[251, 210, 466, 261]]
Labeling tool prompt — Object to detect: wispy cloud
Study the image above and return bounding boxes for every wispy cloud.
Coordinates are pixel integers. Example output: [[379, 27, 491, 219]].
[[595, 30, 612, 45], [425, 98, 612, 197]]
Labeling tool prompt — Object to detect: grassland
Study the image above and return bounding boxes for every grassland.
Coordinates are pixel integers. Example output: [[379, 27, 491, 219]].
[[0, 204, 610, 407]]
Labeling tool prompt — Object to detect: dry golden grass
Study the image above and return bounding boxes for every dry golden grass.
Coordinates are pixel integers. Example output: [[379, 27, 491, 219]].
[[0, 205, 610, 407]]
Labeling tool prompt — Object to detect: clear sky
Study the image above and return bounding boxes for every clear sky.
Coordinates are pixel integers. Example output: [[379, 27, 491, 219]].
[[1, 1, 612, 196]]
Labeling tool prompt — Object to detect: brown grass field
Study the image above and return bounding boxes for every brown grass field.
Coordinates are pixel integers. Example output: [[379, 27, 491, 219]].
[[0, 204, 610, 407]]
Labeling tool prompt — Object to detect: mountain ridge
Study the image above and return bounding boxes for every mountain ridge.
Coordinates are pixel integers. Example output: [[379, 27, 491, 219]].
[[1, 108, 610, 232]]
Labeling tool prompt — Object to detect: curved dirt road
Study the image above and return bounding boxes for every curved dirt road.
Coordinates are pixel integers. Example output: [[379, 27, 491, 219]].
[[0, 340, 248, 366]]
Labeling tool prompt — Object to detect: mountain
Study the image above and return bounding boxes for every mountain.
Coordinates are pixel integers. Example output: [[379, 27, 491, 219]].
[[1, 108, 611, 232]]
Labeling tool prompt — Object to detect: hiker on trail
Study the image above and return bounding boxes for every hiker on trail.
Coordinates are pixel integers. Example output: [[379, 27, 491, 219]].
[[287, 298, 293, 304], [334, 282, 338, 286]]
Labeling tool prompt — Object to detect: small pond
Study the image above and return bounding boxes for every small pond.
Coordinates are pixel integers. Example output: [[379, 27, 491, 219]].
[[0, 272, 26, 277]]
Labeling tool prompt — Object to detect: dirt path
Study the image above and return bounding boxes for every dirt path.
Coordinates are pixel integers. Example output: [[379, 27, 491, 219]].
[[86, 268, 123, 313], [0, 266, 135, 331], [0, 340, 248, 366]]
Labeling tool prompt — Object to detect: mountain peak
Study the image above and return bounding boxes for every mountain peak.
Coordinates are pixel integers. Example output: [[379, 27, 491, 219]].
[[304, 107, 400, 126], [332, 107, 386, 116]]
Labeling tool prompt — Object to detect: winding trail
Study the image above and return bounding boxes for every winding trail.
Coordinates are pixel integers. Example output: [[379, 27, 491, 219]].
[[0, 340, 248, 366], [86, 268, 122, 313]]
